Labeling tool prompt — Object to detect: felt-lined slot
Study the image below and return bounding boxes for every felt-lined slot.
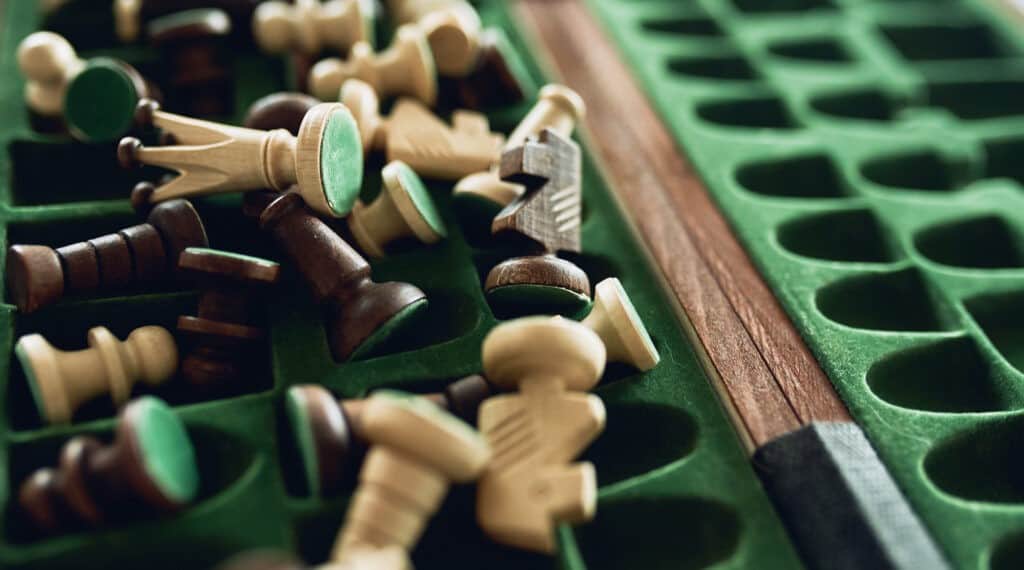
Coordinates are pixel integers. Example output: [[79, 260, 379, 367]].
[[766, 37, 853, 63], [640, 16, 724, 37], [731, 0, 836, 13], [815, 269, 953, 332], [927, 80, 1024, 120], [736, 153, 849, 198], [966, 291, 1024, 375], [914, 215, 1024, 270], [867, 337, 1017, 413], [983, 137, 1024, 186], [8, 139, 165, 206], [860, 150, 967, 192], [581, 402, 697, 486], [777, 209, 896, 263], [695, 96, 799, 130], [924, 417, 1024, 504], [665, 55, 759, 81], [809, 89, 899, 122], [991, 531, 1024, 570], [575, 497, 741, 570], [879, 23, 1013, 61], [348, 288, 483, 359]]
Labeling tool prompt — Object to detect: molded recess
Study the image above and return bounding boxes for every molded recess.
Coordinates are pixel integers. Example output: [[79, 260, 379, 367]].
[[860, 150, 967, 192], [696, 96, 799, 129], [732, 0, 835, 13], [666, 55, 758, 81], [640, 16, 723, 37], [928, 80, 1024, 120], [816, 269, 953, 332], [576, 497, 741, 570], [767, 37, 853, 63], [880, 23, 1011, 61], [810, 89, 898, 122], [915, 215, 1024, 270], [991, 531, 1024, 570], [983, 137, 1024, 186], [867, 337, 1018, 413], [966, 291, 1024, 375], [736, 153, 849, 198], [924, 416, 1024, 504], [777, 209, 895, 263], [582, 402, 698, 485]]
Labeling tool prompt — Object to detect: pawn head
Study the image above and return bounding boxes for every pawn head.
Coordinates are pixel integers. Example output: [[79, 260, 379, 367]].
[[252, 1, 295, 54], [17, 31, 77, 83], [483, 316, 606, 392]]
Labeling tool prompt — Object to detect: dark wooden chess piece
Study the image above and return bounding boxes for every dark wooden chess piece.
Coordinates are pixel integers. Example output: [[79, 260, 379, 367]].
[[242, 92, 320, 135], [258, 193, 428, 361], [148, 8, 234, 117], [442, 29, 527, 110], [7, 199, 208, 313]]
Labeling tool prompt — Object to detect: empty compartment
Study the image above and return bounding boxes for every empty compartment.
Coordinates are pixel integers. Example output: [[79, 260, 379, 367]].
[[815, 268, 953, 332], [991, 530, 1024, 570], [810, 89, 900, 122], [924, 416, 1024, 504], [696, 96, 799, 129], [966, 291, 1024, 375], [736, 153, 849, 198], [575, 497, 741, 569], [860, 150, 968, 192], [928, 80, 1024, 120], [666, 55, 759, 81], [867, 337, 1018, 413], [915, 215, 1024, 270], [640, 16, 723, 37], [581, 402, 698, 485], [880, 23, 1013, 61], [732, 0, 836, 13], [777, 209, 896, 263], [766, 37, 853, 63], [983, 137, 1024, 185]]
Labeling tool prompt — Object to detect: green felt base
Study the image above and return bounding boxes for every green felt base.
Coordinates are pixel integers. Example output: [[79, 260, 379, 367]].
[[318, 105, 364, 217], [487, 284, 592, 319], [284, 388, 322, 497], [134, 396, 199, 504], [64, 58, 140, 142]]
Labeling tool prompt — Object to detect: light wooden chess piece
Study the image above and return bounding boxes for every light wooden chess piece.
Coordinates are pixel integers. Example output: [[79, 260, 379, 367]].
[[114, 0, 142, 42], [118, 99, 364, 218], [253, 0, 373, 56], [477, 317, 606, 553], [348, 161, 447, 258], [454, 84, 585, 211], [584, 278, 660, 371], [17, 31, 84, 117], [329, 391, 490, 562], [341, 79, 503, 180], [309, 25, 436, 105], [15, 326, 178, 425], [387, 0, 482, 77]]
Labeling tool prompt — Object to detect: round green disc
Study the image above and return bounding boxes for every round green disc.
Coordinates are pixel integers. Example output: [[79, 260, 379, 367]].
[[65, 58, 140, 142], [134, 397, 199, 503], [487, 284, 591, 318], [394, 162, 446, 238], [320, 108, 364, 217], [285, 388, 321, 496], [349, 299, 429, 361], [14, 340, 48, 421]]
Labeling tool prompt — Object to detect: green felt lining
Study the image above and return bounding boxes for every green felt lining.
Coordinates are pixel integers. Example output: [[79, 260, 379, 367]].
[[319, 106, 364, 217]]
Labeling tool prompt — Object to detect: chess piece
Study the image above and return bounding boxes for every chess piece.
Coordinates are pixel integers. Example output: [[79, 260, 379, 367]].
[[443, 28, 528, 110], [583, 278, 659, 371], [485, 128, 590, 316], [477, 317, 606, 553], [115, 0, 262, 43], [15, 326, 178, 425], [119, 99, 363, 218], [18, 396, 198, 533], [215, 547, 409, 570], [253, 0, 372, 56], [17, 31, 157, 141], [148, 8, 235, 117], [341, 79, 503, 180], [285, 375, 493, 495], [329, 391, 490, 561], [454, 84, 585, 213], [259, 193, 428, 361], [177, 248, 281, 393], [309, 25, 436, 105], [388, 0, 481, 77], [243, 92, 321, 134], [348, 161, 446, 258], [6, 199, 208, 313]]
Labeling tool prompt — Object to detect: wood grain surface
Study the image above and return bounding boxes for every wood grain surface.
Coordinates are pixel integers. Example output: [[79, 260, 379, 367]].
[[513, 0, 850, 450]]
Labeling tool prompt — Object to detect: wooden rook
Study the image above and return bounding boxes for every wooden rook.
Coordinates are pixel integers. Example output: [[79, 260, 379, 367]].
[[341, 79, 503, 180], [486, 128, 590, 315], [6, 199, 208, 314], [454, 84, 584, 215], [119, 99, 363, 218], [308, 25, 436, 105], [348, 161, 446, 258], [259, 193, 428, 361], [148, 8, 234, 118], [253, 0, 372, 57], [285, 375, 493, 495], [15, 326, 178, 425], [18, 397, 198, 533], [243, 92, 321, 135], [584, 278, 660, 371], [17, 31, 155, 141], [329, 391, 490, 563], [477, 317, 606, 553], [177, 248, 280, 393]]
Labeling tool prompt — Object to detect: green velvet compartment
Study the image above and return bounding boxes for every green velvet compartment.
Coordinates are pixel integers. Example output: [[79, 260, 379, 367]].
[[584, 0, 1024, 568], [0, 1, 800, 568]]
